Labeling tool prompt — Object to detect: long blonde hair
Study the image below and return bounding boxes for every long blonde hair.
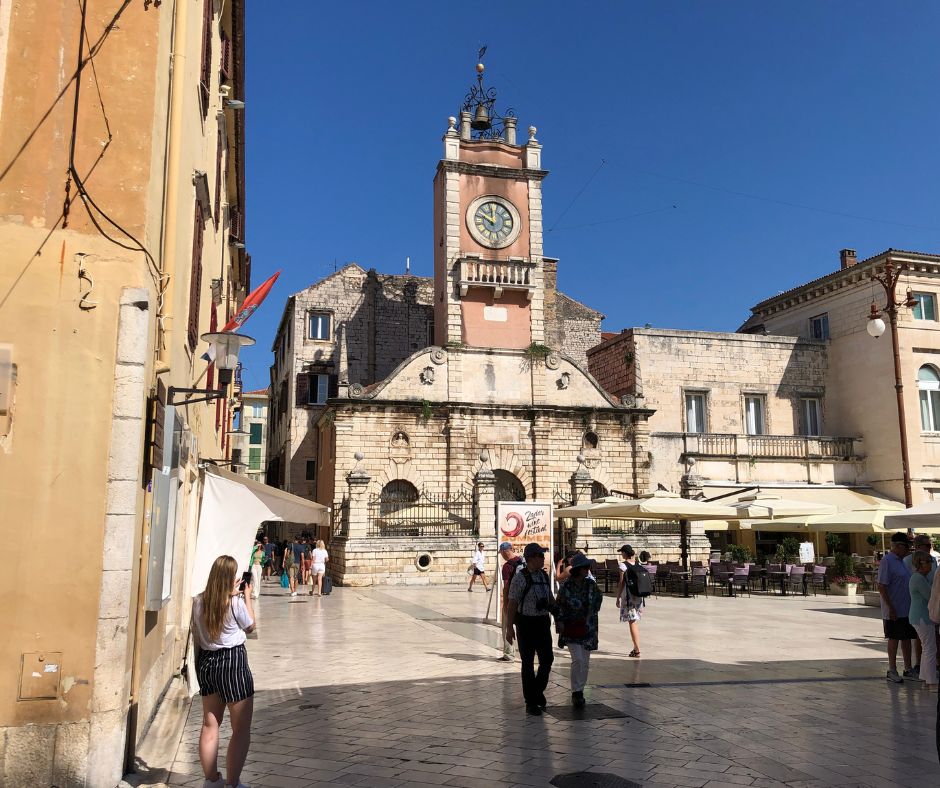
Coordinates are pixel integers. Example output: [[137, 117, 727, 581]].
[[316, 539, 325, 550], [203, 555, 238, 642]]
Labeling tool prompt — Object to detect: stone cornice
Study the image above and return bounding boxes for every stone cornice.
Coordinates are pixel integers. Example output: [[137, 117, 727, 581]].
[[437, 160, 548, 181], [328, 399, 654, 418], [750, 250, 940, 317]]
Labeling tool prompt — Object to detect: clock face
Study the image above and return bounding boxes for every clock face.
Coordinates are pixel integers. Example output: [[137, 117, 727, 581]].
[[473, 200, 514, 245]]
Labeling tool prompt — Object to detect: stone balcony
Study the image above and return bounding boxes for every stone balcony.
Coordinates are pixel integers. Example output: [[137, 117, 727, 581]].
[[457, 254, 537, 299], [677, 432, 863, 461]]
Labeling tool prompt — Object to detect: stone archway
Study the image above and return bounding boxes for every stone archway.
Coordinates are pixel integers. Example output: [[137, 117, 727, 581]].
[[494, 469, 526, 502]]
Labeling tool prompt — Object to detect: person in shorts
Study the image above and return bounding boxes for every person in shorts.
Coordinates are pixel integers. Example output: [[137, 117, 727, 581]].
[[192, 555, 255, 788], [498, 541, 523, 662], [879, 532, 917, 683], [616, 545, 644, 658], [468, 541, 489, 592]]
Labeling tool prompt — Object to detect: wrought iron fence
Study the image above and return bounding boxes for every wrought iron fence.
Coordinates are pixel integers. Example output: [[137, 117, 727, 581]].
[[552, 489, 573, 508], [367, 489, 476, 538], [591, 519, 682, 536], [332, 498, 349, 537]]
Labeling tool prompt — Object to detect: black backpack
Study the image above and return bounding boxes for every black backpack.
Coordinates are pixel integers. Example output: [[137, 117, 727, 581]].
[[626, 563, 654, 598]]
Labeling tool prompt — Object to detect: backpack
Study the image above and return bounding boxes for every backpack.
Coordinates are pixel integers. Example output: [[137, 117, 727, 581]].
[[626, 563, 654, 598], [518, 567, 550, 610]]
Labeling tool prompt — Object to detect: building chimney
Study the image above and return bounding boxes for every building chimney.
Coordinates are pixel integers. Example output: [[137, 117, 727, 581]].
[[839, 249, 857, 269]]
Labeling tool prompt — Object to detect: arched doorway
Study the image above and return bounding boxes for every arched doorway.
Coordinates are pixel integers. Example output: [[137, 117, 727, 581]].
[[379, 479, 418, 516], [494, 469, 525, 502]]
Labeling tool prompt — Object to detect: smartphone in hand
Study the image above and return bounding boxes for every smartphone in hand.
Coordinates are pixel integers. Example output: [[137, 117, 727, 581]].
[[239, 571, 253, 592]]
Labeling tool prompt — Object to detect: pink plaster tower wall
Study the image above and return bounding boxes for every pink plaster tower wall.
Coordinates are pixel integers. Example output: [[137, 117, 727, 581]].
[[433, 131, 542, 350]]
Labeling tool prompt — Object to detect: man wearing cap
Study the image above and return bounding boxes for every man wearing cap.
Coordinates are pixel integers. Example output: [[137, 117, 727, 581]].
[[498, 542, 523, 662], [878, 532, 918, 683], [505, 542, 555, 715]]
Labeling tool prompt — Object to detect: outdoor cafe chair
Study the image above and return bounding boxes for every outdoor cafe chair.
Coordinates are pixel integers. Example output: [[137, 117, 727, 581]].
[[786, 566, 807, 595], [603, 559, 621, 593], [712, 566, 734, 597], [689, 566, 709, 597], [733, 567, 751, 597], [809, 564, 828, 595]]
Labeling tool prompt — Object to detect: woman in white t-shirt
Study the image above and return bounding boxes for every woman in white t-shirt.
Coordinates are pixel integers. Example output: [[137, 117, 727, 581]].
[[468, 541, 489, 592], [193, 555, 256, 788], [310, 539, 329, 596]]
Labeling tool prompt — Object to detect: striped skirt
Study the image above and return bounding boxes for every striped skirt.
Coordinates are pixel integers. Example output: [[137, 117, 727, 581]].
[[197, 644, 254, 703]]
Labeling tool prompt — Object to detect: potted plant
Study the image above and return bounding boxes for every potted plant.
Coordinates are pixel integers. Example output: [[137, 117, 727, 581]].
[[830, 552, 860, 595], [826, 532, 841, 556], [729, 544, 752, 564], [774, 536, 801, 565]]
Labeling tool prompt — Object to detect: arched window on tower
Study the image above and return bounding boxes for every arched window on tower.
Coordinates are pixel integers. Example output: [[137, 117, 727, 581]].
[[583, 431, 599, 450], [918, 365, 940, 432]]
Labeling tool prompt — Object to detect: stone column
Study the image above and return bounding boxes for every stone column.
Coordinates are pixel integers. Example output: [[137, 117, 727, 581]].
[[504, 116, 517, 145], [570, 455, 594, 548], [345, 453, 372, 539], [475, 453, 497, 543]]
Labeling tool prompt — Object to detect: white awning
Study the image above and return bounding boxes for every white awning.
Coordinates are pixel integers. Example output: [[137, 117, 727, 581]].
[[191, 466, 328, 592]]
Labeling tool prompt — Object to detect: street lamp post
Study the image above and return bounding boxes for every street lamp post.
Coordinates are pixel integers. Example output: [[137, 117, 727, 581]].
[[866, 256, 917, 508]]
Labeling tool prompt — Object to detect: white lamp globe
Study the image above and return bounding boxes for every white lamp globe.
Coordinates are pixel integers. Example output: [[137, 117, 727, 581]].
[[867, 317, 886, 338]]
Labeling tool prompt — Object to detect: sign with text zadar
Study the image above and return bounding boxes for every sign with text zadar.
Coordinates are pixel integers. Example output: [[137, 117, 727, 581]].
[[497, 501, 553, 557]]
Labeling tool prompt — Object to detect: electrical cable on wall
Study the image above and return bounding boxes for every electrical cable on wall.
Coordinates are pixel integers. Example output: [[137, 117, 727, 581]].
[[65, 0, 169, 334], [76, 252, 98, 310]]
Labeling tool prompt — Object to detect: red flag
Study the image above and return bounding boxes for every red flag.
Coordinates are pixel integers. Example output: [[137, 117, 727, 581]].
[[222, 270, 280, 332]]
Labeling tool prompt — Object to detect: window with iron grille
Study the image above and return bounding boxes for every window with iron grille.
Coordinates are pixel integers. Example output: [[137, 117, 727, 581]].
[[187, 202, 206, 351], [198, 0, 213, 118]]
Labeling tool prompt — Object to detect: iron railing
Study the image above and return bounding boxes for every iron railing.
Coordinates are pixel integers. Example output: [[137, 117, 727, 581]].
[[367, 489, 476, 538], [332, 498, 349, 537], [590, 519, 682, 537], [680, 433, 860, 460]]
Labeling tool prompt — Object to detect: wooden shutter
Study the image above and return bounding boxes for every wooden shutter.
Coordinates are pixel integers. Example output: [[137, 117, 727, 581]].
[[213, 126, 224, 229], [187, 202, 205, 351], [220, 31, 232, 82], [198, 0, 212, 118], [229, 205, 243, 242], [296, 372, 309, 406]]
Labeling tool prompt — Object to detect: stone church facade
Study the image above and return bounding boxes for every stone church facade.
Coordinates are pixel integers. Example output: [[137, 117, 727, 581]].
[[267, 70, 695, 585]]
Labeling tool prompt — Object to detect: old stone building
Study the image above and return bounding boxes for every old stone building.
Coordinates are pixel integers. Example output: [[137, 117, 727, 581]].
[[268, 65, 661, 585], [742, 247, 940, 506]]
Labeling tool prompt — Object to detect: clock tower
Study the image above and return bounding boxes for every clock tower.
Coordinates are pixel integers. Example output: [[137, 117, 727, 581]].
[[433, 61, 547, 350]]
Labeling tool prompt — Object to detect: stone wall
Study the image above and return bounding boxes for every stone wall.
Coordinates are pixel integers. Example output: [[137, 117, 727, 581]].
[[587, 331, 636, 399]]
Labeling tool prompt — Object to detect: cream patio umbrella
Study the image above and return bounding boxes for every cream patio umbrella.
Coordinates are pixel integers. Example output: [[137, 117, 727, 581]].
[[553, 496, 633, 519], [884, 501, 940, 532], [559, 491, 740, 582], [729, 492, 838, 520]]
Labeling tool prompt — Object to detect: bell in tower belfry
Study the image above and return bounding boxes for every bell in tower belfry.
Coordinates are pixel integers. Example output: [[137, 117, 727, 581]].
[[471, 102, 491, 132]]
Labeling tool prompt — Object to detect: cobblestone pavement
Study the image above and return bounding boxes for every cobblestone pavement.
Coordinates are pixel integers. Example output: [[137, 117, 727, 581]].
[[163, 579, 937, 788]]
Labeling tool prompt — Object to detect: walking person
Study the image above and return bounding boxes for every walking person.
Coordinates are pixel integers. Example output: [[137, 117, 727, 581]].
[[904, 534, 937, 673], [192, 556, 255, 788], [468, 541, 489, 592], [879, 532, 917, 682], [261, 536, 275, 581], [505, 542, 554, 715], [284, 539, 299, 597], [309, 539, 329, 596], [910, 551, 938, 691], [498, 541, 523, 662], [248, 541, 263, 600], [556, 553, 603, 708], [616, 545, 644, 658]]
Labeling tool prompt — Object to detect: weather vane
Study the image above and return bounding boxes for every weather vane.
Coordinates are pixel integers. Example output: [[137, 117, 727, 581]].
[[461, 46, 514, 141]]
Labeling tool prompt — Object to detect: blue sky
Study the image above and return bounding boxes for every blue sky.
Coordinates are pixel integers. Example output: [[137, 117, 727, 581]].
[[238, 1, 939, 391]]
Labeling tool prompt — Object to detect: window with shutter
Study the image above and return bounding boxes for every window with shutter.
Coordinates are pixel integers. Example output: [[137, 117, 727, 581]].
[[213, 126, 224, 229], [198, 0, 213, 118], [296, 373, 309, 405], [229, 205, 243, 242], [187, 202, 206, 351], [220, 31, 232, 82]]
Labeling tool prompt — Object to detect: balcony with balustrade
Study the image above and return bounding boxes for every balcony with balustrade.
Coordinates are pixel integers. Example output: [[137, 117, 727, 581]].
[[457, 254, 537, 299], [679, 433, 863, 461]]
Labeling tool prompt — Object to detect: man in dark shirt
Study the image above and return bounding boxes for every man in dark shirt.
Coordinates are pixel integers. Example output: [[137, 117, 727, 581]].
[[506, 542, 554, 715], [498, 541, 523, 662]]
